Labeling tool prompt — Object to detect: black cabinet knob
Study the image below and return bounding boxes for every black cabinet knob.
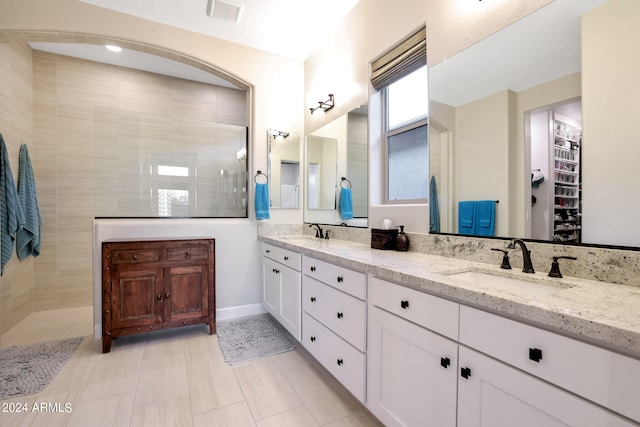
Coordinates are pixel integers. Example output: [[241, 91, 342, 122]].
[[310, 336, 316, 342], [400, 300, 409, 309], [461, 367, 471, 379], [529, 347, 543, 363], [310, 297, 316, 302], [440, 357, 451, 369], [337, 312, 344, 319], [337, 276, 344, 283], [284, 256, 289, 261], [310, 266, 316, 272], [337, 358, 344, 366]]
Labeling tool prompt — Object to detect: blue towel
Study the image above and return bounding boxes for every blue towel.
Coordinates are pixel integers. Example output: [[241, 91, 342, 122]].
[[255, 182, 270, 220], [458, 201, 475, 235], [429, 176, 440, 232], [475, 200, 495, 237], [339, 187, 353, 220], [16, 144, 42, 259], [1, 134, 24, 275]]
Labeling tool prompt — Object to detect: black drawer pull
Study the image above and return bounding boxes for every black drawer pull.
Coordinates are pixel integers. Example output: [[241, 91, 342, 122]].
[[310, 266, 316, 272], [310, 297, 316, 302], [310, 336, 316, 342], [337, 358, 344, 366], [440, 357, 451, 369], [266, 249, 271, 253], [400, 300, 409, 309], [337, 312, 344, 319], [529, 347, 543, 363], [461, 367, 471, 379], [284, 256, 289, 261], [337, 276, 344, 283]]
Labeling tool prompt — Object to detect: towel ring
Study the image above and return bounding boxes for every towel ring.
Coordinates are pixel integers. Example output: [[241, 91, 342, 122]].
[[340, 177, 352, 189], [254, 170, 268, 184]]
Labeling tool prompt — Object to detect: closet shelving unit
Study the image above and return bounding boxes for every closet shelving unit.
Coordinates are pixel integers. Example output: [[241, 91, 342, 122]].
[[552, 119, 581, 242]]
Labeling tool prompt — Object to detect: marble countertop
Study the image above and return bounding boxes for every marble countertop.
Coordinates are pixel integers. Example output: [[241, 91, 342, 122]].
[[260, 235, 640, 359]]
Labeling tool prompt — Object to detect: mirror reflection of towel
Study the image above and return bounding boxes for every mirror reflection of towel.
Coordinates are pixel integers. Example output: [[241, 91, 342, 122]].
[[340, 187, 353, 220], [255, 183, 270, 220]]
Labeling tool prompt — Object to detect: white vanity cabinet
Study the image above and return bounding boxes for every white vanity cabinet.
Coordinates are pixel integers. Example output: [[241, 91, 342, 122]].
[[367, 277, 460, 427], [301, 255, 367, 402], [458, 306, 639, 426], [261, 243, 301, 341]]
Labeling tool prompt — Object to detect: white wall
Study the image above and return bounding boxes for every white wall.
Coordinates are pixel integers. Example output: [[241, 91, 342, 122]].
[[582, 0, 640, 246], [93, 219, 264, 338]]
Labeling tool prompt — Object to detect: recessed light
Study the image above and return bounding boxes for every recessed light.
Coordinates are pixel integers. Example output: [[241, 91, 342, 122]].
[[105, 45, 122, 53]]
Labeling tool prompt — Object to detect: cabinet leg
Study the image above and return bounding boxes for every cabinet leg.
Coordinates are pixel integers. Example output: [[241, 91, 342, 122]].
[[102, 337, 112, 353], [209, 321, 216, 335]]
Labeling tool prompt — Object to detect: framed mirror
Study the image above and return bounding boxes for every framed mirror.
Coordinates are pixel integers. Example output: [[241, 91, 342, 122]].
[[267, 130, 301, 209], [304, 104, 368, 226], [428, 0, 640, 248]]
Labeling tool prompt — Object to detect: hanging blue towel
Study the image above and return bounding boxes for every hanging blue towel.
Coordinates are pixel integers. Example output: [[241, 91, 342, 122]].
[[339, 187, 353, 220], [1, 134, 24, 275], [429, 176, 440, 233], [475, 200, 496, 237], [255, 182, 270, 220], [16, 144, 42, 259], [458, 201, 475, 235]]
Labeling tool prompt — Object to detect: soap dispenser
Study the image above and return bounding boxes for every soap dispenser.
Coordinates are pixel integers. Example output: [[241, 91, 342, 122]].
[[395, 225, 410, 251]]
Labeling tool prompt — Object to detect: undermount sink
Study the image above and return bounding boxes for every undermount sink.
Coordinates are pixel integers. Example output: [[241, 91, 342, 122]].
[[444, 268, 573, 297]]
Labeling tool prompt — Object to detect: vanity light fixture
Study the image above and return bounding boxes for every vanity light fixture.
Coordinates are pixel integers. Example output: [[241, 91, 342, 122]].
[[269, 130, 289, 140], [309, 94, 335, 115], [105, 45, 122, 53]]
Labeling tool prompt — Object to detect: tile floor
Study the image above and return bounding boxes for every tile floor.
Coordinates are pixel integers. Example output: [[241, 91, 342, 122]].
[[0, 307, 382, 426]]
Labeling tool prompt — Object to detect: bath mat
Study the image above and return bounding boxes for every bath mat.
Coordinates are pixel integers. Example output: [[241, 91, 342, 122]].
[[0, 337, 83, 400], [217, 314, 295, 366]]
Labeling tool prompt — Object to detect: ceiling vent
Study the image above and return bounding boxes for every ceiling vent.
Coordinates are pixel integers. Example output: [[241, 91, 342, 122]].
[[206, 0, 244, 23]]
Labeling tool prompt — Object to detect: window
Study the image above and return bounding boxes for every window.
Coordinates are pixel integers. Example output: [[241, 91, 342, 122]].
[[383, 65, 429, 203]]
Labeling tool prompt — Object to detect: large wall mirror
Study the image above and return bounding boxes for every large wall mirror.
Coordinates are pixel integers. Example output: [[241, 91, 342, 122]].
[[268, 130, 301, 209], [428, 0, 640, 249], [304, 104, 368, 227]]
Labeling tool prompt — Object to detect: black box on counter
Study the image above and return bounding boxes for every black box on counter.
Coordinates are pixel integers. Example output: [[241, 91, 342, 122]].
[[371, 228, 398, 250]]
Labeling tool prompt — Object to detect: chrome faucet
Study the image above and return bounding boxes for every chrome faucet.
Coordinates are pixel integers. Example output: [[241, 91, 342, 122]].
[[309, 223, 324, 239], [507, 239, 535, 273]]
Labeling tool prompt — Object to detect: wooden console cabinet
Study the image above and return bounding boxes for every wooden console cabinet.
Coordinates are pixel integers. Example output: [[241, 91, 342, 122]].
[[102, 238, 215, 353]]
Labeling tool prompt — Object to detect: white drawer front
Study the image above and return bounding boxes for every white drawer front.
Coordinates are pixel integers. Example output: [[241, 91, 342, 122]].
[[460, 305, 640, 423], [369, 276, 459, 341], [263, 243, 301, 271], [302, 312, 366, 402], [302, 256, 366, 299], [303, 277, 366, 352]]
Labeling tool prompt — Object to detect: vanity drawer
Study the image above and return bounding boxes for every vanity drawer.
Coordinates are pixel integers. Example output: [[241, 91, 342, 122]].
[[369, 277, 459, 341], [165, 245, 209, 262], [303, 276, 366, 352], [263, 243, 301, 271], [302, 312, 366, 402], [459, 305, 640, 423], [302, 256, 366, 300], [110, 248, 160, 265]]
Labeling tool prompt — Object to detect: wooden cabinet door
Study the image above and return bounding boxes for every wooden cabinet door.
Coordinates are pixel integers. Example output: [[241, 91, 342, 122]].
[[111, 266, 164, 329], [367, 306, 458, 427], [164, 264, 209, 323], [457, 346, 635, 427]]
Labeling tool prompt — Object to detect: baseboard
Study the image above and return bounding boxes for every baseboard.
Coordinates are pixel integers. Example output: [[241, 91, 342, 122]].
[[216, 303, 267, 321]]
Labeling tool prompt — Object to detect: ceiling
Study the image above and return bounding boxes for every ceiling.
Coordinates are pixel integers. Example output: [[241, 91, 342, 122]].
[[78, 0, 360, 61]]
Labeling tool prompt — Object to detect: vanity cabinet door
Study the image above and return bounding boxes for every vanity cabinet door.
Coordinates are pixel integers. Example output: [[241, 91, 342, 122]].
[[458, 346, 635, 427], [164, 264, 209, 325], [261, 254, 301, 341], [262, 257, 281, 316], [367, 305, 458, 427]]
